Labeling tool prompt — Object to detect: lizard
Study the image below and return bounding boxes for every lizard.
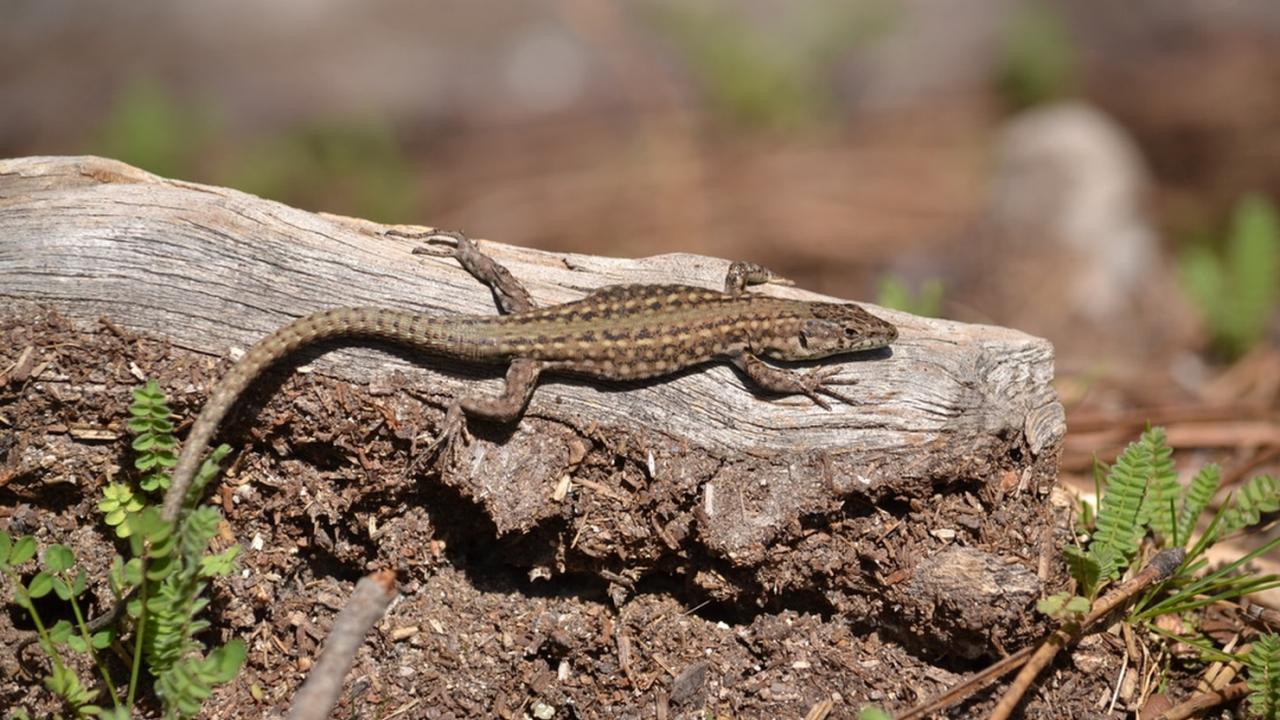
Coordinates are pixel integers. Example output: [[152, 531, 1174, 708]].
[[81, 230, 897, 636], [160, 230, 897, 521]]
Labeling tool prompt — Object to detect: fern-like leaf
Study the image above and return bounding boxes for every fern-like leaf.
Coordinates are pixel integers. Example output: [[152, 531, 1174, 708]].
[[1226, 475, 1280, 536], [144, 506, 224, 672], [1176, 464, 1221, 548], [1087, 428, 1169, 589], [128, 380, 177, 492], [1132, 427, 1179, 540], [1063, 545, 1100, 593], [155, 639, 245, 720], [1247, 634, 1280, 720]]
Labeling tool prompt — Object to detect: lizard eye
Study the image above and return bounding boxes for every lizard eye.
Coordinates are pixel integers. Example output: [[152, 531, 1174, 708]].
[[844, 327, 859, 338]]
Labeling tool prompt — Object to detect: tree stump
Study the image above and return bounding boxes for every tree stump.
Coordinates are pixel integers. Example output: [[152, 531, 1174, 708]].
[[1, 155, 1068, 715]]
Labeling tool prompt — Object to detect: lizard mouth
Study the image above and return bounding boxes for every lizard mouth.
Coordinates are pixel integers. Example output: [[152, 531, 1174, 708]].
[[847, 323, 896, 351]]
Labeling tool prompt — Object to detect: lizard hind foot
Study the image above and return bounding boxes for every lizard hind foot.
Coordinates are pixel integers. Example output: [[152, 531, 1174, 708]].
[[408, 404, 472, 475], [724, 261, 796, 294]]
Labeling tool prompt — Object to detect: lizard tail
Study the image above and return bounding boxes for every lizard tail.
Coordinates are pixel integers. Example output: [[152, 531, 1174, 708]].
[[159, 307, 457, 522]]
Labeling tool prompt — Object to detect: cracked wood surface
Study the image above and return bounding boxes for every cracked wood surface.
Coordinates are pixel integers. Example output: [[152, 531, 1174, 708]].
[[0, 155, 1065, 545]]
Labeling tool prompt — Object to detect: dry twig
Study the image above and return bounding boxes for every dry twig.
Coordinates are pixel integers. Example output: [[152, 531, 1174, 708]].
[[288, 570, 398, 720], [1154, 680, 1251, 720], [988, 548, 1185, 720]]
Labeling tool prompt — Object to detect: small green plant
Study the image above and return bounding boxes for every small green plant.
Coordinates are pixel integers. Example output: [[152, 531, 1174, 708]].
[[93, 78, 218, 181], [857, 705, 892, 720], [1046, 426, 1280, 714], [227, 120, 418, 223], [1248, 635, 1280, 719], [92, 76, 419, 224], [860, 702, 890, 717], [128, 380, 179, 492], [1180, 194, 1280, 360], [0, 533, 114, 716], [645, 1, 894, 133], [876, 275, 944, 317], [996, 0, 1076, 109], [1061, 427, 1178, 596], [1, 381, 243, 718], [99, 483, 144, 538]]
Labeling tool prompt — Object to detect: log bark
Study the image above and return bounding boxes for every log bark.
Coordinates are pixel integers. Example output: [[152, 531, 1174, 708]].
[[0, 155, 1066, 658]]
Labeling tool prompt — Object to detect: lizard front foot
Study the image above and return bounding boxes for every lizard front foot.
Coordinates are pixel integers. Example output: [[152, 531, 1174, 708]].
[[406, 229, 471, 258], [408, 230, 535, 315], [796, 366, 860, 409]]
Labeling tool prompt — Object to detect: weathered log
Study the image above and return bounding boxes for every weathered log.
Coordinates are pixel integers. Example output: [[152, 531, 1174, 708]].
[[0, 155, 1065, 660]]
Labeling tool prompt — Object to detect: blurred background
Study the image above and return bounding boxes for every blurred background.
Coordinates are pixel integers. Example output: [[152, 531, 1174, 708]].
[[3, 0, 1278, 484]]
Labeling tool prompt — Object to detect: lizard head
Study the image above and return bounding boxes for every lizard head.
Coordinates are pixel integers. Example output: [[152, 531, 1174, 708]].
[[760, 302, 898, 360]]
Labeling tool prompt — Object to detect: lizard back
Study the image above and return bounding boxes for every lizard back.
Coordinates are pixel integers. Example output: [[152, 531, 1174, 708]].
[[462, 284, 857, 380]]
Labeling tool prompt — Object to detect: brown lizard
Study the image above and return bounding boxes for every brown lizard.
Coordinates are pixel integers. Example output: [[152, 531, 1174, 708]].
[[80, 231, 896, 635], [160, 230, 897, 519]]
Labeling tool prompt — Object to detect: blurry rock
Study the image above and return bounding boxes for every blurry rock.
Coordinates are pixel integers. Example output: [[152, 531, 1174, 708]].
[[993, 102, 1154, 320], [984, 101, 1196, 366]]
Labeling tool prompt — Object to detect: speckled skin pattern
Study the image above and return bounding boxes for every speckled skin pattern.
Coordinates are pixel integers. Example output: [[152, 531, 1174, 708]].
[[159, 232, 896, 521]]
